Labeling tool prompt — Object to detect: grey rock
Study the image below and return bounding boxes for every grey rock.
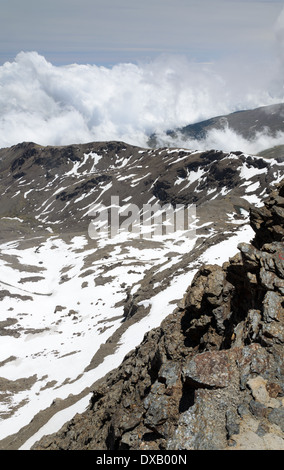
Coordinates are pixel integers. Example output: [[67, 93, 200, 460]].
[[268, 408, 284, 432]]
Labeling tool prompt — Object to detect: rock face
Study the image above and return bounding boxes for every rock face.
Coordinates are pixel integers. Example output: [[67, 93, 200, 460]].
[[33, 180, 284, 450]]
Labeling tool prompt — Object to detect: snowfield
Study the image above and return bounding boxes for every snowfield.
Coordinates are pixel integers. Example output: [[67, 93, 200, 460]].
[[0, 221, 254, 449], [0, 140, 282, 449]]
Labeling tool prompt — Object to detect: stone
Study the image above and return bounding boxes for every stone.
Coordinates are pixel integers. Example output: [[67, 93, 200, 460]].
[[263, 291, 283, 323], [268, 408, 284, 432], [225, 409, 240, 438], [182, 350, 233, 389], [247, 376, 280, 409]]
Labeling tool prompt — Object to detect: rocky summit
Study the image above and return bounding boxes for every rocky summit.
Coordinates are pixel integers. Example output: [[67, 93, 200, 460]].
[[0, 140, 283, 450], [31, 179, 284, 450]]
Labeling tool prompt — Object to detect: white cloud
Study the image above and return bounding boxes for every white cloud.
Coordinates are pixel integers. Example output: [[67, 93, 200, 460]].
[[0, 50, 283, 153]]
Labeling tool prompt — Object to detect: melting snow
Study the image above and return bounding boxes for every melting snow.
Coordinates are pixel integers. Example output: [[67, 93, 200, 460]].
[[239, 163, 267, 180], [0, 220, 254, 450]]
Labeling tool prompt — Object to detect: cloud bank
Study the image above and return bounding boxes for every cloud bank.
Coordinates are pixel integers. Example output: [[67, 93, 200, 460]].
[[0, 51, 284, 153]]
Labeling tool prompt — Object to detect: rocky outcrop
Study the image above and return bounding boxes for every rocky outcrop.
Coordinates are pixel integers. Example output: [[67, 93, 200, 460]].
[[33, 180, 284, 450]]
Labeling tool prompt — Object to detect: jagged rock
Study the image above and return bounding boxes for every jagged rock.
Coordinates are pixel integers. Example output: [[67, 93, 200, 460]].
[[32, 180, 284, 450]]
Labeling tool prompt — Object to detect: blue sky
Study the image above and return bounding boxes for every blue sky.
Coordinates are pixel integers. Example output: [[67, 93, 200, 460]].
[[1, 0, 284, 66]]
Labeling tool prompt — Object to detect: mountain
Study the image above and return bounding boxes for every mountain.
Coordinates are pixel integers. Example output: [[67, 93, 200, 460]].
[[0, 140, 283, 449], [32, 178, 284, 451], [148, 103, 284, 153], [257, 145, 284, 160]]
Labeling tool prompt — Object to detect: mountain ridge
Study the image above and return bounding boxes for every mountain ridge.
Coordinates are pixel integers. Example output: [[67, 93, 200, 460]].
[[32, 178, 284, 451], [180, 102, 284, 140], [148, 102, 284, 157], [0, 139, 283, 449]]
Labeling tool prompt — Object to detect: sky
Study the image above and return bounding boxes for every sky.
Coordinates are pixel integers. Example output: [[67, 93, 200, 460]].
[[1, 0, 284, 152], [1, 0, 284, 66]]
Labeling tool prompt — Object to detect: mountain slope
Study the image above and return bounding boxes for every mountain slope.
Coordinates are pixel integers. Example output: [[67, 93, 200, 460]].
[[181, 102, 284, 140], [0, 141, 283, 449], [33, 179, 284, 451], [0, 140, 283, 236], [257, 144, 284, 160], [149, 103, 284, 152]]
